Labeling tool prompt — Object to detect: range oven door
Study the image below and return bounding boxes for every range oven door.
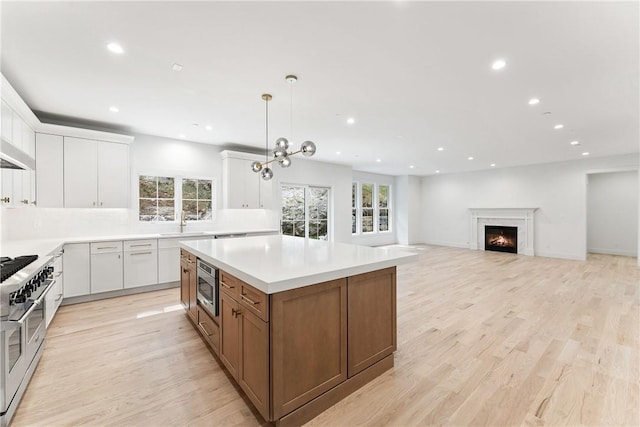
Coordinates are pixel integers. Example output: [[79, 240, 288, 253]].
[[1, 320, 26, 413]]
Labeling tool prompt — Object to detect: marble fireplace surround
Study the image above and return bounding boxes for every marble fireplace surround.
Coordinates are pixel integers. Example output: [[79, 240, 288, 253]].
[[469, 208, 538, 256]]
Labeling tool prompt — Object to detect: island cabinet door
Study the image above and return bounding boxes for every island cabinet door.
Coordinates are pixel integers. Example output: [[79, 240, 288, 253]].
[[347, 267, 397, 377], [270, 278, 348, 420], [188, 261, 197, 322], [179, 255, 189, 310], [238, 309, 269, 420], [220, 291, 240, 378]]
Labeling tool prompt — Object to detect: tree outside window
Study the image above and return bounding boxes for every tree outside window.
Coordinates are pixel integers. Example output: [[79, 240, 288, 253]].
[[182, 179, 213, 221], [379, 185, 389, 232], [361, 183, 374, 233], [139, 176, 175, 221], [281, 186, 306, 237], [281, 185, 330, 240]]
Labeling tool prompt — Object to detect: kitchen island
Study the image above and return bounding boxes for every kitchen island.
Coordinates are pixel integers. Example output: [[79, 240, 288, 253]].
[[179, 235, 416, 426]]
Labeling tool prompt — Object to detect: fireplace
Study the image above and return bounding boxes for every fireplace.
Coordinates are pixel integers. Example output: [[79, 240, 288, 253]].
[[485, 225, 518, 254]]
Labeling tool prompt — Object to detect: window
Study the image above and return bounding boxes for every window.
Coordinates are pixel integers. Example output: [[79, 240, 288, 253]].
[[138, 175, 214, 222], [182, 179, 213, 221], [361, 183, 374, 233], [379, 185, 389, 232], [352, 181, 392, 235], [139, 176, 175, 221], [281, 185, 330, 240], [351, 183, 357, 234]]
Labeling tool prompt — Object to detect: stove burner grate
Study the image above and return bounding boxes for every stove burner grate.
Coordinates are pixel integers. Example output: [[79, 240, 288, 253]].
[[0, 255, 39, 283]]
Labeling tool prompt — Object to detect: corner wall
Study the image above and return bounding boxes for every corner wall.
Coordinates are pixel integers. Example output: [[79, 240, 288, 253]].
[[420, 154, 639, 260]]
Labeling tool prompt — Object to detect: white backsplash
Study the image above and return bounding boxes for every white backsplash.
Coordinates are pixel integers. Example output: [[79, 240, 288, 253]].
[[1, 207, 279, 241]]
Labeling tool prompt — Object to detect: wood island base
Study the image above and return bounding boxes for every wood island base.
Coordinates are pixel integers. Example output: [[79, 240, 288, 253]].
[[181, 247, 398, 425]]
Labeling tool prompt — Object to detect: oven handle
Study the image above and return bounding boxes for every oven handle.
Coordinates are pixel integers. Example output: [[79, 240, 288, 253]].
[[8, 280, 55, 325]]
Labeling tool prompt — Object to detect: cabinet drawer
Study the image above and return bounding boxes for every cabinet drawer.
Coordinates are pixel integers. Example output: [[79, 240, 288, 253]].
[[124, 239, 157, 251], [197, 306, 220, 355], [90, 241, 123, 254], [239, 282, 268, 322], [219, 270, 240, 297], [180, 249, 197, 263]]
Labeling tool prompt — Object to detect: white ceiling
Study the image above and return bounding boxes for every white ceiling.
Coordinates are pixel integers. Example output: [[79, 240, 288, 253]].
[[1, 1, 638, 176]]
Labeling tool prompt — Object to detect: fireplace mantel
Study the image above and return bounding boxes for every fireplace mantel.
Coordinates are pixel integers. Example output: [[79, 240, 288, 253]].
[[469, 208, 538, 256]]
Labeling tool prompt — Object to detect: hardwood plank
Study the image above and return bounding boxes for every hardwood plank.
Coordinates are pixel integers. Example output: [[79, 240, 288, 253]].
[[10, 246, 639, 427]]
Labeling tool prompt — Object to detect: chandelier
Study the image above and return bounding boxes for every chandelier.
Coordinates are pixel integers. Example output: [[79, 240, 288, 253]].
[[250, 75, 316, 181]]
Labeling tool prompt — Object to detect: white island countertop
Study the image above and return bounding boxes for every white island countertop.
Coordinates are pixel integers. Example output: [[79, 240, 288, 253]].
[[180, 235, 418, 294]]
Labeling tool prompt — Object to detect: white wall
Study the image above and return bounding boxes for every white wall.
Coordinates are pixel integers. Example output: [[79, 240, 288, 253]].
[[587, 170, 639, 257], [351, 171, 397, 246], [274, 157, 353, 243], [395, 175, 422, 245], [421, 154, 639, 260]]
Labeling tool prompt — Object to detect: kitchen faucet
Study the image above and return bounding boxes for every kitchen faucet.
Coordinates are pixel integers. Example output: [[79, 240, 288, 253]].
[[180, 210, 187, 233]]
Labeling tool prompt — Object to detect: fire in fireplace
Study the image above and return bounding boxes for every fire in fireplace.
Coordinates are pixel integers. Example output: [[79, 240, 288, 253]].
[[485, 225, 518, 254]]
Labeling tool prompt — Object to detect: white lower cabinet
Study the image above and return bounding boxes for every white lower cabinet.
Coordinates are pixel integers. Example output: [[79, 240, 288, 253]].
[[45, 249, 64, 327], [63, 243, 90, 298], [158, 238, 182, 283], [90, 242, 123, 294], [123, 239, 158, 288]]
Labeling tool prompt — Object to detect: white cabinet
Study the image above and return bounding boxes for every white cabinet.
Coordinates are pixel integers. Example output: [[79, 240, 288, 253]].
[[22, 122, 35, 158], [64, 137, 98, 208], [90, 242, 123, 294], [158, 238, 181, 284], [11, 112, 22, 151], [63, 243, 90, 298], [35, 133, 64, 208], [1, 100, 12, 143], [63, 137, 129, 208], [123, 239, 158, 288], [45, 248, 64, 327], [221, 151, 273, 209]]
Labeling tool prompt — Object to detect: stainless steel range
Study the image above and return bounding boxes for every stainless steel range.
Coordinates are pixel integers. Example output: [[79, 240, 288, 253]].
[[1, 255, 55, 427]]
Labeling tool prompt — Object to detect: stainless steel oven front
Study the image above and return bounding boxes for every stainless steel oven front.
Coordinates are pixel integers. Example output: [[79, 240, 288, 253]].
[[196, 259, 219, 320]]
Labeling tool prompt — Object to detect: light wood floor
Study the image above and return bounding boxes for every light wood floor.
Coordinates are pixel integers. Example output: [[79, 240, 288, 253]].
[[11, 246, 639, 426]]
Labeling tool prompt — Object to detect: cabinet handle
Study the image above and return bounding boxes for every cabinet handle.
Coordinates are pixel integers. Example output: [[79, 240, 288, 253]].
[[31, 200, 37, 206], [54, 271, 63, 277], [100, 202, 103, 206], [130, 251, 153, 256], [183, 268, 188, 273], [92, 201, 96, 206], [241, 294, 259, 305], [55, 294, 63, 302], [130, 243, 152, 247], [21, 199, 28, 204], [1, 197, 9, 203], [96, 246, 118, 250], [231, 308, 242, 318], [220, 281, 234, 290], [198, 321, 215, 337]]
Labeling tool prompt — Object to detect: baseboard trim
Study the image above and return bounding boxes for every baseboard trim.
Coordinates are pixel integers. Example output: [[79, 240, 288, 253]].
[[535, 251, 586, 261], [61, 281, 180, 306], [423, 239, 468, 249], [587, 248, 638, 257]]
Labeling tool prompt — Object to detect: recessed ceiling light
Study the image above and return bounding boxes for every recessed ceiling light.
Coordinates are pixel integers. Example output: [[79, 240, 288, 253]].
[[468, 156, 474, 160], [437, 147, 444, 152], [409, 165, 415, 169], [347, 118, 355, 124], [106, 42, 124, 54], [205, 125, 212, 131], [336, 151, 341, 155], [570, 140, 580, 146], [490, 163, 496, 167], [172, 63, 183, 72], [554, 124, 564, 129], [491, 59, 506, 70], [109, 106, 119, 113], [192, 123, 199, 127], [528, 98, 540, 105], [376, 158, 381, 163], [582, 152, 590, 156], [435, 170, 440, 174], [178, 134, 186, 139]]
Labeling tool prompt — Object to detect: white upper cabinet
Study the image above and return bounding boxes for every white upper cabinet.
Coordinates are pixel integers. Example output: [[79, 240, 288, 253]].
[[1, 100, 12, 143], [97, 141, 129, 208], [63, 137, 129, 208], [221, 151, 273, 209], [64, 137, 99, 208], [21, 122, 35, 157], [35, 133, 64, 208]]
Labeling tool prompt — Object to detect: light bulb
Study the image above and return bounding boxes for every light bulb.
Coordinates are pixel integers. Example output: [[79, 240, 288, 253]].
[[300, 141, 316, 157], [261, 167, 273, 180], [251, 161, 263, 172]]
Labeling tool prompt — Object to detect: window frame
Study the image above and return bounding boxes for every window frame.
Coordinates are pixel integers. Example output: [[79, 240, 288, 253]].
[[280, 183, 331, 241], [137, 174, 216, 223], [352, 181, 392, 236]]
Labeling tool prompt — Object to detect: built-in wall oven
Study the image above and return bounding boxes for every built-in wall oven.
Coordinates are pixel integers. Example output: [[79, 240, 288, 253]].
[[196, 259, 219, 320]]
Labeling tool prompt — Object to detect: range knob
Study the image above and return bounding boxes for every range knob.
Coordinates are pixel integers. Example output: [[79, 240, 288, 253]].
[[14, 291, 26, 304]]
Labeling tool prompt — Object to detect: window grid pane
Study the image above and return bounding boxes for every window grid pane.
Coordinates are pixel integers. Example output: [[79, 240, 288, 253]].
[[139, 176, 175, 221]]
